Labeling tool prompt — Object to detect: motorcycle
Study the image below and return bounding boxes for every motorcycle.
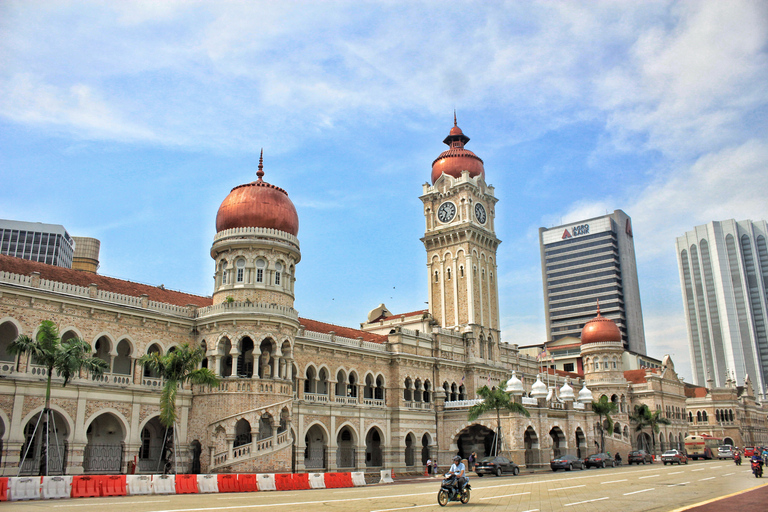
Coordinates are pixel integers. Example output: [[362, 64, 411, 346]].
[[437, 473, 471, 506], [752, 460, 763, 478], [734, 454, 741, 466]]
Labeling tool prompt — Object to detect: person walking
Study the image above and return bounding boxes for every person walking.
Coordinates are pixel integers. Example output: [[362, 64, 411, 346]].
[[468, 452, 476, 471], [426, 458, 432, 476]]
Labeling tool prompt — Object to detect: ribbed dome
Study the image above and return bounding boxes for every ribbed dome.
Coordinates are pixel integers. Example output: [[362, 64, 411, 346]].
[[505, 370, 524, 395], [559, 379, 574, 402], [431, 115, 485, 184], [531, 374, 548, 399], [215, 152, 299, 236], [581, 306, 621, 344], [578, 381, 593, 403]]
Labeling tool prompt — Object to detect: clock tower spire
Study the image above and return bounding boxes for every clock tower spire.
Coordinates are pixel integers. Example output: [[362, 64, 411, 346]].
[[420, 117, 501, 343]]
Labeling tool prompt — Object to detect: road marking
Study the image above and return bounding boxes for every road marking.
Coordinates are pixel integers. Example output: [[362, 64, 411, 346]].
[[639, 474, 659, 479], [668, 471, 683, 475], [692, 468, 705, 472], [371, 505, 435, 512], [521, 510, 539, 512], [699, 476, 716, 481], [624, 488, 655, 495], [480, 492, 531, 500], [565, 496, 609, 507], [669, 481, 690, 486], [54, 501, 171, 507], [601, 479, 627, 484], [551, 484, 586, 491], [723, 472, 735, 476]]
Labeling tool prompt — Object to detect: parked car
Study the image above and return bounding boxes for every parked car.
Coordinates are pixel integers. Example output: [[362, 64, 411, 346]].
[[628, 450, 654, 464], [584, 453, 616, 469], [661, 449, 688, 465], [475, 455, 520, 477], [717, 445, 735, 459], [550, 454, 585, 471], [744, 447, 755, 457]]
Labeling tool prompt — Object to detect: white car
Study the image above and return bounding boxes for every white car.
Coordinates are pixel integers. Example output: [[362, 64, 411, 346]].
[[717, 445, 734, 459]]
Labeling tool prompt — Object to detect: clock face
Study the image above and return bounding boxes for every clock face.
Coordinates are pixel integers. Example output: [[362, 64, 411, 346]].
[[475, 203, 487, 224], [437, 202, 456, 223]]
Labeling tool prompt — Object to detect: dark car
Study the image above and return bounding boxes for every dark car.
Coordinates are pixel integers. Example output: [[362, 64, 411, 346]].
[[628, 450, 654, 464], [475, 455, 520, 477], [584, 453, 616, 468], [551, 454, 585, 471], [661, 449, 688, 465]]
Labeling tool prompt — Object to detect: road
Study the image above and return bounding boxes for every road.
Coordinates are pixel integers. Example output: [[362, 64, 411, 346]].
[[3, 460, 764, 512]]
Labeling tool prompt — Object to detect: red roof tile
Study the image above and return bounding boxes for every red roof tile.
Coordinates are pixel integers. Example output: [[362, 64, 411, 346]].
[[300, 317, 388, 344], [624, 368, 660, 384], [0, 254, 212, 307], [684, 383, 709, 398]]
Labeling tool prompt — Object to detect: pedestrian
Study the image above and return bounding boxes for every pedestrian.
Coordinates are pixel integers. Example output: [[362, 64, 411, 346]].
[[468, 452, 476, 471], [426, 458, 432, 476]]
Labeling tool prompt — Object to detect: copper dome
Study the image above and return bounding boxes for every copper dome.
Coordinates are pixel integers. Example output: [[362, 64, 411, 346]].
[[580, 306, 622, 344], [431, 115, 485, 184], [215, 152, 299, 236]]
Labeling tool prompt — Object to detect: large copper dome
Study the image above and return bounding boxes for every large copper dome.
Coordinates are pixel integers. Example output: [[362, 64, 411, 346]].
[[215, 153, 299, 236], [431, 115, 485, 184], [580, 306, 622, 344]]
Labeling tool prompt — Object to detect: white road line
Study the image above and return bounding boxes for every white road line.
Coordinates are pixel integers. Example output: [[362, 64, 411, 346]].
[[551, 484, 586, 491], [480, 491, 531, 500], [624, 488, 655, 495], [670, 482, 691, 486], [601, 479, 628, 484], [699, 476, 716, 481], [565, 496, 609, 507], [371, 505, 435, 512], [668, 471, 683, 475], [54, 501, 171, 507], [723, 472, 736, 476], [521, 510, 540, 512], [692, 468, 705, 472], [639, 474, 659, 479]]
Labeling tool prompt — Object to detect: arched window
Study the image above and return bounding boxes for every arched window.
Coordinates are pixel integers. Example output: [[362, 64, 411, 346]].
[[275, 262, 283, 286], [434, 271, 439, 283], [459, 266, 464, 278], [256, 259, 266, 283], [446, 267, 451, 281], [696, 411, 702, 422], [235, 258, 246, 283], [702, 411, 708, 422], [220, 259, 228, 285]]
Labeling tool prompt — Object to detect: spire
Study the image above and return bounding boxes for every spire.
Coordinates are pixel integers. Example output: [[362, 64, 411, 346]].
[[596, 299, 601, 315], [454, 109, 457, 127], [257, 148, 264, 181], [443, 111, 470, 147]]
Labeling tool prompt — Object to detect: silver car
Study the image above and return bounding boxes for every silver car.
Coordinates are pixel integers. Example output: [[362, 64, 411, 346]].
[[717, 445, 734, 459]]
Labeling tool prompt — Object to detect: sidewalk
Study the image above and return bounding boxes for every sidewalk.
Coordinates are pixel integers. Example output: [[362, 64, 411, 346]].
[[675, 482, 768, 511]]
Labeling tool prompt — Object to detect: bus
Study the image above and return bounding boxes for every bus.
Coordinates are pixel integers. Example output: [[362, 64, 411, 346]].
[[684, 435, 722, 460]]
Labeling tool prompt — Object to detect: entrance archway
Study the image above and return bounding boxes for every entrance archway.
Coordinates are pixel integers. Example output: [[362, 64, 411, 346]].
[[549, 427, 566, 458], [138, 417, 165, 473], [405, 433, 416, 467], [84, 412, 125, 473], [637, 432, 652, 453], [365, 427, 384, 467], [575, 427, 586, 459], [723, 436, 734, 446], [456, 424, 495, 459], [336, 426, 356, 468], [20, 409, 70, 475], [304, 424, 327, 469], [524, 426, 539, 467], [421, 433, 432, 465]]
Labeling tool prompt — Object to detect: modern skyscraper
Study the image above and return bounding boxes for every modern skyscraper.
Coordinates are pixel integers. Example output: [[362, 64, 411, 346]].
[[539, 210, 646, 354], [0, 219, 74, 268], [676, 219, 768, 396]]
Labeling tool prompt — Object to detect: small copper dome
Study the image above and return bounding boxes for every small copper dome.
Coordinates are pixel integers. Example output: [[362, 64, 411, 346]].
[[580, 305, 622, 344], [431, 114, 485, 184], [215, 151, 299, 236]]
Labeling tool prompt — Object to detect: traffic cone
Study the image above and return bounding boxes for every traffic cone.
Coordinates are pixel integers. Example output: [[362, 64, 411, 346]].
[[391, 468, 395, 480]]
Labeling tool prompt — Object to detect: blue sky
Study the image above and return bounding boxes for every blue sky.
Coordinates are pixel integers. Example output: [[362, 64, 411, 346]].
[[1, 1, 767, 382]]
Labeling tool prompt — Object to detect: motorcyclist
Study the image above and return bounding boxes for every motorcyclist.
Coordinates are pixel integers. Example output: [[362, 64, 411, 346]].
[[751, 451, 763, 474], [614, 452, 622, 465], [449, 455, 467, 492]]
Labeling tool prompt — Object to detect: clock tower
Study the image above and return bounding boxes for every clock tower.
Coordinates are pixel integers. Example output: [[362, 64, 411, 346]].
[[420, 117, 501, 345]]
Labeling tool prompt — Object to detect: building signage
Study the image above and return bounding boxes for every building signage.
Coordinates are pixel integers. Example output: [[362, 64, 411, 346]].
[[561, 224, 589, 239]]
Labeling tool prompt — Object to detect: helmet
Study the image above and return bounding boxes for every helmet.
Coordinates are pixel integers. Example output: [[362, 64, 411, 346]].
[[453, 455, 461, 462]]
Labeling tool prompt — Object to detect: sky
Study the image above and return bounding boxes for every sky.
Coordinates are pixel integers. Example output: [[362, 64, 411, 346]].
[[1, 0, 767, 383]]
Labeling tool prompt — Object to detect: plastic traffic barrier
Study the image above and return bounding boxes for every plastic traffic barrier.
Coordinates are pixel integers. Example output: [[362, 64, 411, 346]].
[[378, 469, 393, 484], [9, 476, 41, 501], [351, 472, 367, 486], [238, 474, 258, 492], [100, 475, 127, 497], [175, 474, 198, 494], [197, 474, 218, 494], [72, 475, 101, 498], [274, 473, 293, 491], [0, 477, 8, 501], [41, 475, 72, 499], [308, 473, 326, 489], [152, 474, 176, 495], [217, 474, 240, 493], [256, 473, 276, 491], [126, 475, 153, 495], [323, 472, 352, 489], [292, 473, 310, 490]]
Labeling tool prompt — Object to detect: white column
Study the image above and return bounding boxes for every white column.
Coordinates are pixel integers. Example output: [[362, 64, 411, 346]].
[[452, 255, 459, 326], [439, 259, 446, 327], [465, 253, 475, 323]]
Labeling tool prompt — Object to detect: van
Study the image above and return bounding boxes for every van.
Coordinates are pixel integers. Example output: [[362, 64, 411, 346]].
[[717, 445, 734, 459]]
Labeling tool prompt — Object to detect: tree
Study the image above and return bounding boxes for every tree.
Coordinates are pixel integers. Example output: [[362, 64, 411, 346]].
[[630, 404, 672, 456], [468, 386, 530, 456], [139, 342, 219, 473], [9, 320, 110, 475], [591, 395, 618, 453]]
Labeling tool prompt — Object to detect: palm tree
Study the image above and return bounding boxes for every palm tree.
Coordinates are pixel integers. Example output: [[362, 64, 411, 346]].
[[468, 386, 530, 456], [9, 320, 110, 475], [139, 342, 219, 473], [630, 404, 672, 456], [591, 396, 618, 453]]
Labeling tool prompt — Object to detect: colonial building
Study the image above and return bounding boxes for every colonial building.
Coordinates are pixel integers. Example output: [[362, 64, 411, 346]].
[[0, 120, 720, 477]]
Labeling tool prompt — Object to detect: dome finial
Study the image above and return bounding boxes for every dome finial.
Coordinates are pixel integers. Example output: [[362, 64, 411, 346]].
[[257, 148, 264, 181], [454, 109, 457, 127], [596, 299, 600, 315]]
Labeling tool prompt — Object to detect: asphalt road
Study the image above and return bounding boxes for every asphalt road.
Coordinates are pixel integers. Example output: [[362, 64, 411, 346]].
[[3, 460, 764, 512]]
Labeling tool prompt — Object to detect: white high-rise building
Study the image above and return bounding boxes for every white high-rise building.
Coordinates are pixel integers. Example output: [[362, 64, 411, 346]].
[[676, 219, 768, 396], [539, 210, 647, 355], [0, 219, 74, 268]]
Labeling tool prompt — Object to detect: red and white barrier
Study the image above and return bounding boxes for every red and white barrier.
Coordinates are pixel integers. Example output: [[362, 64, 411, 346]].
[[152, 475, 176, 495], [8, 477, 41, 501], [197, 474, 218, 493], [41, 475, 72, 499], [351, 472, 366, 486], [126, 475, 152, 495], [308, 473, 326, 489], [256, 473, 276, 491]]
